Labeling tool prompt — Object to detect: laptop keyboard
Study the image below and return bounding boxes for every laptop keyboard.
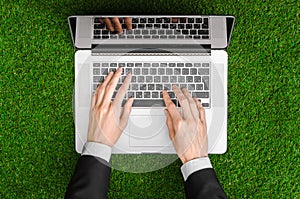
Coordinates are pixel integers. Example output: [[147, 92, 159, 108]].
[[93, 17, 210, 40], [92, 62, 211, 108]]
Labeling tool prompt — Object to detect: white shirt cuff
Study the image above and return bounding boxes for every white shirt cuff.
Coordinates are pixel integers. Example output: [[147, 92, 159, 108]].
[[81, 142, 112, 163], [180, 157, 213, 181]]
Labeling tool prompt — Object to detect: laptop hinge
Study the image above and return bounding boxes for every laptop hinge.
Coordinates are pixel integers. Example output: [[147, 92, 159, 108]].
[[91, 44, 211, 56]]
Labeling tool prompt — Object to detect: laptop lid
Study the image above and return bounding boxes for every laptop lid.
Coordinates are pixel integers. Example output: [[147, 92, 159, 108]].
[[68, 15, 235, 51]]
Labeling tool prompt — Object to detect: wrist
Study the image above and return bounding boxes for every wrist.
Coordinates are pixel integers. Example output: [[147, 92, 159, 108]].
[[180, 155, 208, 164]]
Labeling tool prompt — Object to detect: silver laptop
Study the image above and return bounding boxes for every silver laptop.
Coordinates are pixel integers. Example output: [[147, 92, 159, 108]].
[[68, 15, 235, 154]]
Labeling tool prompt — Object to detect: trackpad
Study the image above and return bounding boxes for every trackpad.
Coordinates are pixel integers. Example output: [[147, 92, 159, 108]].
[[129, 116, 171, 147]]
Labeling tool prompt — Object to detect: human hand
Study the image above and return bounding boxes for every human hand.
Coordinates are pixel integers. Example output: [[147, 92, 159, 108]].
[[100, 17, 132, 33], [87, 67, 134, 147], [163, 85, 208, 164]]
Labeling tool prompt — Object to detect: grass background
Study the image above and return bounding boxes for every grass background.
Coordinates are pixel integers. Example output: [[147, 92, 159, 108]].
[[1, 0, 299, 198]]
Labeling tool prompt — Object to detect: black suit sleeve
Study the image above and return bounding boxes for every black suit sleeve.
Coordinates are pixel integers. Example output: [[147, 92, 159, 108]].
[[184, 168, 227, 199], [65, 155, 111, 199]]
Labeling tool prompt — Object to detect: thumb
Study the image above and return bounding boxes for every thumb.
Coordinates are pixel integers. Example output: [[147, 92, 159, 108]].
[[164, 109, 175, 140], [120, 97, 134, 129]]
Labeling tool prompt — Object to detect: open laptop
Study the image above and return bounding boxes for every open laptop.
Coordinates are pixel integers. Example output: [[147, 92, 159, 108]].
[[68, 15, 235, 154]]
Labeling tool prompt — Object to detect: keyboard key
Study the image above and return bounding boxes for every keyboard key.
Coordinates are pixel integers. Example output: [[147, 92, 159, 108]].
[[194, 63, 201, 67], [185, 63, 193, 67], [131, 76, 136, 83], [164, 84, 172, 90], [158, 29, 165, 35], [186, 24, 193, 29], [136, 92, 143, 98], [190, 30, 197, 35], [174, 68, 181, 75], [193, 36, 201, 39], [144, 63, 151, 67], [93, 84, 98, 90], [112, 91, 117, 98], [182, 68, 189, 75], [152, 63, 159, 67], [202, 35, 209, 39], [202, 76, 209, 90], [93, 76, 104, 83], [125, 68, 132, 74], [132, 18, 139, 23], [202, 103, 209, 107], [170, 24, 177, 29], [178, 76, 185, 82], [148, 84, 155, 90], [93, 63, 100, 67], [154, 24, 161, 29], [162, 76, 169, 82], [150, 29, 157, 34], [102, 30, 109, 35], [198, 30, 209, 35], [127, 92, 135, 98], [146, 24, 153, 28], [101, 68, 108, 75], [138, 24, 145, 28], [156, 18, 163, 23], [188, 84, 195, 90], [94, 24, 105, 29], [152, 92, 159, 98], [194, 76, 201, 82], [177, 63, 184, 67], [127, 63, 134, 67], [138, 76, 145, 83], [140, 18, 146, 23], [94, 18, 101, 23], [150, 68, 157, 75], [190, 68, 197, 75], [140, 84, 147, 90], [178, 24, 185, 29], [192, 92, 209, 98], [198, 69, 209, 75], [180, 18, 187, 23], [196, 18, 202, 23], [188, 18, 194, 23], [146, 76, 153, 82], [131, 84, 139, 90], [142, 68, 149, 75], [110, 63, 117, 67], [169, 63, 176, 67], [203, 18, 208, 25], [158, 68, 165, 75], [202, 63, 210, 67], [182, 30, 189, 34], [148, 18, 155, 23], [186, 76, 193, 82], [132, 99, 168, 107], [162, 24, 169, 29], [166, 29, 173, 35], [116, 84, 122, 90], [163, 18, 171, 23], [202, 23, 209, 29], [196, 84, 203, 90], [94, 30, 101, 34], [134, 29, 141, 34], [142, 29, 149, 34], [180, 84, 187, 88], [93, 68, 100, 75], [144, 92, 151, 98], [156, 84, 163, 90], [170, 76, 177, 83], [134, 68, 141, 75], [166, 68, 173, 75], [194, 24, 201, 29], [154, 76, 161, 82]]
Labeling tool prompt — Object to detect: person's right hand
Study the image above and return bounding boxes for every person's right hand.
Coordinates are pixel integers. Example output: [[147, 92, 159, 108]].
[[163, 85, 208, 164], [100, 17, 132, 33]]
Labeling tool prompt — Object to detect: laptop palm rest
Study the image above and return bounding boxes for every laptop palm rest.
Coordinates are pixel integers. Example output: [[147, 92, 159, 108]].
[[129, 115, 172, 147]]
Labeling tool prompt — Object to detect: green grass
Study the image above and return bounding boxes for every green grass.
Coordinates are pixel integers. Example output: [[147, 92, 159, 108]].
[[1, 0, 299, 198]]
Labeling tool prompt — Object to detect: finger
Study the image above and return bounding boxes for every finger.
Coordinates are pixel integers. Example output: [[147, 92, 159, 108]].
[[172, 18, 178, 23], [124, 17, 132, 30], [182, 88, 199, 120], [104, 18, 114, 31], [90, 90, 97, 109], [162, 90, 181, 124], [96, 71, 114, 106], [119, 97, 134, 129], [113, 73, 132, 107], [194, 98, 206, 124], [112, 17, 123, 33], [172, 85, 191, 119], [101, 67, 123, 107], [164, 109, 175, 140]]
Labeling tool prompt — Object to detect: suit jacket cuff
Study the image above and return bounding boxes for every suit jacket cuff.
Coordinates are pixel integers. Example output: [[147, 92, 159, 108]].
[[181, 157, 213, 181], [81, 142, 112, 163]]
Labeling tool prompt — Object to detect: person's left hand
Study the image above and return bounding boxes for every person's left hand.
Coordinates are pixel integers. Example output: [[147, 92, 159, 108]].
[[87, 67, 134, 147]]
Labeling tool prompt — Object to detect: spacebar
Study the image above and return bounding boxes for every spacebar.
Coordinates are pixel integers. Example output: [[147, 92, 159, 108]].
[[132, 99, 177, 107]]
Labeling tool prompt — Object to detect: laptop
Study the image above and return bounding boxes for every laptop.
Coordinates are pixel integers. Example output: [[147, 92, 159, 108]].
[[68, 15, 235, 154]]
